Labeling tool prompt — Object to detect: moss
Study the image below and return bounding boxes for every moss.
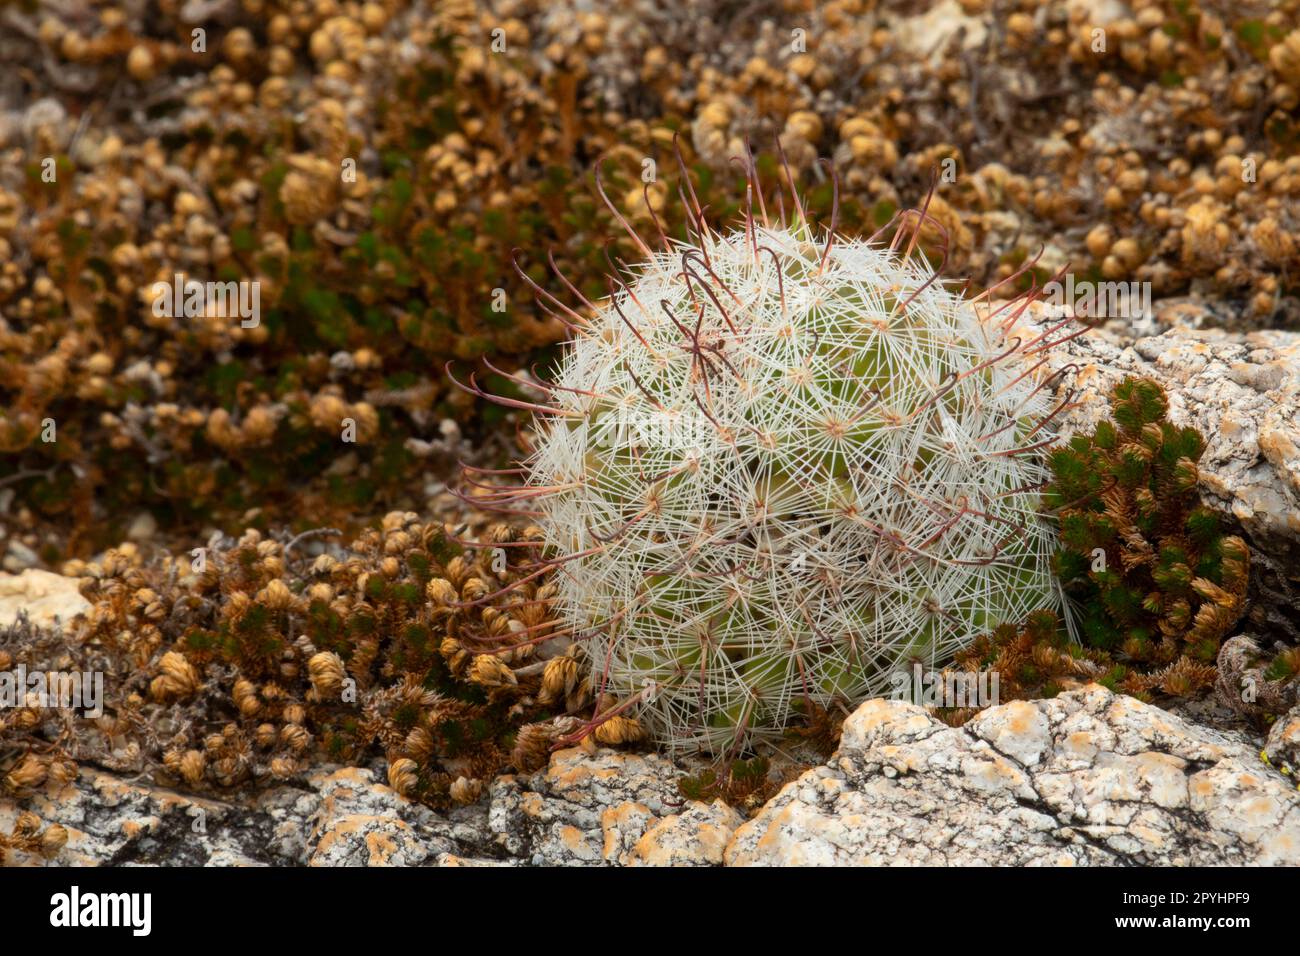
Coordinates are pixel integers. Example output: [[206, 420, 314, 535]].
[[942, 377, 1250, 722], [3, 516, 591, 812], [1045, 377, 1248, 667], [678, 755, 801, 815]]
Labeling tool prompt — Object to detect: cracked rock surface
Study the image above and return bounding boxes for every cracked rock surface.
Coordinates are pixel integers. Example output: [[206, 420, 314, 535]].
[[726, 686, 1300, 866], [487, 747, 742, 865], [6, 687, 1297, 866], [1, 745, 737, 867]]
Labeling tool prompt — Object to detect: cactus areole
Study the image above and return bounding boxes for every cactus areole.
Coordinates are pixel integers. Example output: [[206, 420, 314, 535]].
[[474, 171, 1074, 753]]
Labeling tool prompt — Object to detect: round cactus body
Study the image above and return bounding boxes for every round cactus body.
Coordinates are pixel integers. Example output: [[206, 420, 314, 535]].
[[527, 216, 1063, 753]]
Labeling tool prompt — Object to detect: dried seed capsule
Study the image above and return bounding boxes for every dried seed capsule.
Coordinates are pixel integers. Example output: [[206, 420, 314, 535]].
[[39, 823, 69, 857], [179, 750, 206, 786], [387, 758, 418, 798], [468, 654, 517, 688], [307, 651, 347, 699], [449, 776, 483, 805]]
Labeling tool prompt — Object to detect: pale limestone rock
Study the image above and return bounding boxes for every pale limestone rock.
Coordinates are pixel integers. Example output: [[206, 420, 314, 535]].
[[0, 767, 278, 866], [485, 748, 746, 865], [1064, 0, 1130, 26], [436, 853, 514, 866], [966, 700, 1053, 769], [1, 764, 494, 867], [487, 746, 683, 865], [0, 569, 90, 629], [9, 692, 1297, 866], [891, 0, 987, 60], [628, 800, 743, 866], [601, 801, 657, 862], [303, 767, 491, 866], [726, 687, 1300, 866]]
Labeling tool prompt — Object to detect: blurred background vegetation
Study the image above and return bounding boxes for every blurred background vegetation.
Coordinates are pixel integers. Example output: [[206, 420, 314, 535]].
[[1, 0, 1297, 561]]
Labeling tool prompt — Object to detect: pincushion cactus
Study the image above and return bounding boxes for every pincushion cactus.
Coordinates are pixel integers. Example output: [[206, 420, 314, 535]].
[[475, 174, 1073, 753]]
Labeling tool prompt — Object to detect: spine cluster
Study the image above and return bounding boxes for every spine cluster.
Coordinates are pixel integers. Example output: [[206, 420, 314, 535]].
[[462, 162, 1076, 752]]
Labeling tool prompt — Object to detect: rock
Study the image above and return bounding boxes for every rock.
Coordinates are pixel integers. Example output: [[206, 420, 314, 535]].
[[435, 852, 515, 867], [726, 687, 1300, 866], [0, 768, 297, 866], [627, 799, 743, 866], [179, 0, 239, 25], [1050, 321, 1299, 551], [283, 751, 737, 866], [1041, 317, 1300, 640], [1264, 707, 1300, 778], [0, 569, 90, 630], [891, 0, 987, 60], [487, 746, 687, 865], [4, 540, 38, 571], [304, 767, 494, 866], [126, 512, 157, 542], [1163, 689, 1266, 751], [9, 688, 1299, 865], [2, 747, 730, 867], [0, 763, 504, 867], [1065, 0, 1131, 26]]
